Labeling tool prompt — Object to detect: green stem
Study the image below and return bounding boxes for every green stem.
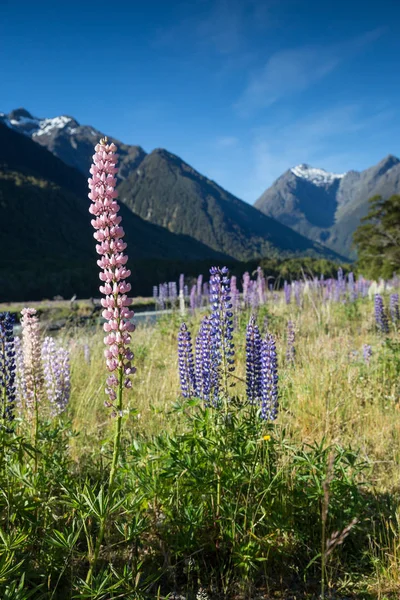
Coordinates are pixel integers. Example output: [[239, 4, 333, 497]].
[[85, 366, 124, 586], [216, 467, 221, 520], [321, 509, 326, 600], [34, 394, 39, 473], [108, 368, 124, 489]]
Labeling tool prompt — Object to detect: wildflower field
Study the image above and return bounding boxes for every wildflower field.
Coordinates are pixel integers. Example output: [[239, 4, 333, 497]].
[[1, 140, 400, 600]]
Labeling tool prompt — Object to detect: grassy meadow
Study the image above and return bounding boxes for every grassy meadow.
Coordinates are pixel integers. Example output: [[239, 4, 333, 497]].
[[1, 289, 400, 599]]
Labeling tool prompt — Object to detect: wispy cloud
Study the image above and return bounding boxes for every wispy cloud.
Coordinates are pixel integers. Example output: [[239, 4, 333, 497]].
[[215, 135, 239, 148], [233, 102, 396, 201], [235, 28, 385, 115], [153, 0, 275, 56]]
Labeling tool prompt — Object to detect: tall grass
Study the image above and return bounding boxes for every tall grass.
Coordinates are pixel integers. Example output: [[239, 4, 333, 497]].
[[1, 293, 400, 598]]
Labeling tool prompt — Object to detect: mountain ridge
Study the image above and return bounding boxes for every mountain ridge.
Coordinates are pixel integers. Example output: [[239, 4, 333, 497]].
[[1, 108, 344, 263], [255, 154, 400, 257], [0, 121, 236, 301]]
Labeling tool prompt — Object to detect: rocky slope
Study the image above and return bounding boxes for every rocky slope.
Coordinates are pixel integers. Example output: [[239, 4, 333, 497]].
[[255, 156, 400, 257], [1, 108, 343, 262]]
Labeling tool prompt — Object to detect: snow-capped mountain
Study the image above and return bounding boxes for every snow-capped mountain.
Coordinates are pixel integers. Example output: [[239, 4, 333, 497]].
[[0, 108, 146, 179], [0, 108, 84, 137], [1, 107, 344, 263], [290, 164, 346, 186], [255, 155, 400, 257]]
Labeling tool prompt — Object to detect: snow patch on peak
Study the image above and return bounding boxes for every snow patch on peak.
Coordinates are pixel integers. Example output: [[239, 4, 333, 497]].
[[2, 109, 81, 138], [33, 116, 75, 137], [291, 164, 346, 186], [10, 115, 40, 127]]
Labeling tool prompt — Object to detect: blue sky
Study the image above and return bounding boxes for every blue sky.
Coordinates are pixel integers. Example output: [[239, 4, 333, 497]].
[[1, 0, 399, 202]]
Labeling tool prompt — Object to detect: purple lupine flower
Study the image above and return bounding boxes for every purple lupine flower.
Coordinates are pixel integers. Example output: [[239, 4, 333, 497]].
[[348, 272, 357, 302], [194, 316, 212, 405], [0, 312, 16, 429], [374, 294, 389, 334], [41, 337, 70, 416], [335, 268, 345, 302], [286, 320, 296, 364], [209, 266, 235, 405], [284, 281, 291, 305], [178, 323, 196, 398], [249, 281, 259, 311], [190, 285, 196, 312], [158, 283, 167, 310], [179, 273, 185, 293], [246, 315, 262, 405], [358, 276, 368, 298], [196, 275, 203, 308], [363, 344, 372, 366], [294, 281, 301, 307], [389, 293, 399, 324], [333, 280, 340, 303], [169, 281, 178, 302], [257, 267, 266, 305], [260, 333, 278, 421], [184, 284, 189, 298], [230, 276, 238, 308], [242, 272, 250, 306]]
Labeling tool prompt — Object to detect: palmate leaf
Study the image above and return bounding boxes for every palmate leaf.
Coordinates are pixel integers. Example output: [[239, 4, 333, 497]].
[[47, 527, 80, 550], [80, 485, 125, 520], [0, 528, 29, 552], [72, 571, 122, 599], [1, 573, 44, 600], [0, 551, 24, 584]]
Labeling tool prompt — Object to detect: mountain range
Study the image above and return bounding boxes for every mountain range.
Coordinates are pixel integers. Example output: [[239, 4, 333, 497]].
[[0, 109, 339, 264], [255, 156, 400, 257], [0, 120, 233, 301], [2, 106, 398, 300]]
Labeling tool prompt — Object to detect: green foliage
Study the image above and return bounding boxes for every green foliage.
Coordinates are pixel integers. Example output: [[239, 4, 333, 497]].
[[2, 297, 400, 598], [353, 195, 400, 279], [0, 400, 375, 599]]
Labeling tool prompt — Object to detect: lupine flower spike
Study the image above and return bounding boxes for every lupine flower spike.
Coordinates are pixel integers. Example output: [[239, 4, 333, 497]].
[[286, 320, 296, 364], [363, 344, 372, 366], [178, 323, 196, 398], [194, 316, 212, 405], [260, 333, 278, 421], [20, 308, 43, 421], [245, 315, 262, 405], [209, 266, 235, 407], [390, 293, 399, 325], [41, 337, 71, 416], [86, 138, 136, 584], [0, 312, 16, 430], [88, 138, 135, 414], [374, 294, 389, 334]]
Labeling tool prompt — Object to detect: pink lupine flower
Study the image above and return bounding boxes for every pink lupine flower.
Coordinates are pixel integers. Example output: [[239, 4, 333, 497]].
[[88, 138, 135, 408], [20, 308, 43, 419]]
